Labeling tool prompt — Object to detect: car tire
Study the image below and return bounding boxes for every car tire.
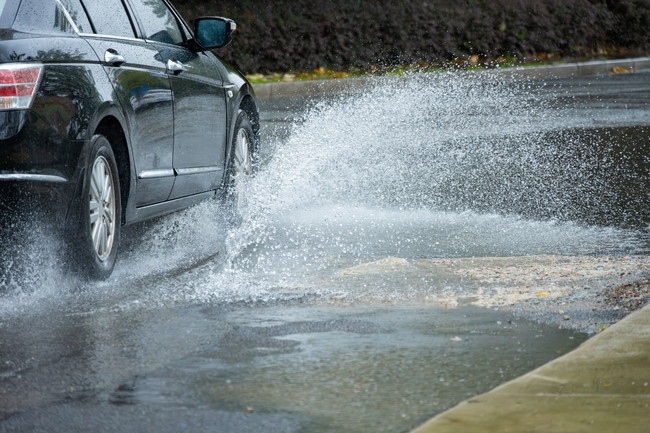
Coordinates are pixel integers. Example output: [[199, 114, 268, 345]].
[[224, 110, 256, 207], [73, 134, 121, 280]]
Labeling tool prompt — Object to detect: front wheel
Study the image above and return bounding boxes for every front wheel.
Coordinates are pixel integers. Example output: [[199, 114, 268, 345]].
[[224, 110, 257, 207], [73, 134, 121, 280]]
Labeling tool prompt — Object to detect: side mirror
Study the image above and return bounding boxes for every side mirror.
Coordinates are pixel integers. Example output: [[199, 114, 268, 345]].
[[194, 17, 236, 50]]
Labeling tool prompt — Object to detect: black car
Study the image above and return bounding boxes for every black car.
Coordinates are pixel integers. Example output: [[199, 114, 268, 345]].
[[0, 0, 259, 279]]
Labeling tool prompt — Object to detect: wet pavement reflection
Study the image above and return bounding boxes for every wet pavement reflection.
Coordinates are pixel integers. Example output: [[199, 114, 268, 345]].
[[0, 303, 586, 433]]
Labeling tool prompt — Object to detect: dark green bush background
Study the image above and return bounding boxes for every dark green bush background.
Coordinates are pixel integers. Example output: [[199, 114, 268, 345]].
[[175, 0, 650, 74]]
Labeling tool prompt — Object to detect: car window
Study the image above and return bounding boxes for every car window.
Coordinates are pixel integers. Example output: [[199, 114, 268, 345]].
[[0, 0, 21, 29], [81, 0, 134, 38], [59, 0, 91, 33], [128, 0, 184, 45], [12, 0, 77, 34]]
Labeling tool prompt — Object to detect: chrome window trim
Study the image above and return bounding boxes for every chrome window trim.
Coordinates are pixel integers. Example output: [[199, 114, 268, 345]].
[[143, 37, 188, 47], [79, 32, 191, 49], [78, 32, 143, 44]]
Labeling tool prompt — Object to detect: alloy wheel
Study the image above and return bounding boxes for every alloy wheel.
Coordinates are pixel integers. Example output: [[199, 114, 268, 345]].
[[88, 155, 116, 261], [231, 127, 253, 205]]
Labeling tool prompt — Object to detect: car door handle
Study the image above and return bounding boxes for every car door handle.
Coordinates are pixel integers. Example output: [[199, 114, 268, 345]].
[[166, 59, 186, 75], [104, 49, 126, 66]]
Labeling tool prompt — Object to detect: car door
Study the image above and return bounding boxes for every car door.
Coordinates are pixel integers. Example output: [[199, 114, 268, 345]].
[[80, 0, 175, 207], [126, 0, 228, 200]]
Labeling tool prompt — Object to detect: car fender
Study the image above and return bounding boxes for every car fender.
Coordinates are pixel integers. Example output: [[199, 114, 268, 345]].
[[222, 82, 258, 181], [82, 101, 139, 225]]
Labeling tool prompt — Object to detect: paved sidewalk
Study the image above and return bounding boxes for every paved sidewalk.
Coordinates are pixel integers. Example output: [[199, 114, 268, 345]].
[[409, 303, 650, 433]]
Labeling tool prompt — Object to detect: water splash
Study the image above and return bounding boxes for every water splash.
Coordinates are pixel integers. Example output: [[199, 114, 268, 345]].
[[1, 71, 647, 311], [222, 72, 648, 284], [0, 212, 67, 314]]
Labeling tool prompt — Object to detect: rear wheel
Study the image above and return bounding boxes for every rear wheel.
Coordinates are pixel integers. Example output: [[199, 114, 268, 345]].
[[74, 134, 121, 280]]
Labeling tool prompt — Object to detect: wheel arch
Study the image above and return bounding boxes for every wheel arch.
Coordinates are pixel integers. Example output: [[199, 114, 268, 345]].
[[239, 94, 260, 138], [92, 115, 132, 225], [222, 89, 260, 188]]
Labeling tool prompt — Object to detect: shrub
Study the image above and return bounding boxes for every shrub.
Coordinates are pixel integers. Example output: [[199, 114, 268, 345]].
[[175, 0, 650, 74]]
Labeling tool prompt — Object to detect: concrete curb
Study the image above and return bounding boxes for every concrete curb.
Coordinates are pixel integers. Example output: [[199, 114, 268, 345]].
[[253, 57, 650, 99], [409, 303, 650, 433]]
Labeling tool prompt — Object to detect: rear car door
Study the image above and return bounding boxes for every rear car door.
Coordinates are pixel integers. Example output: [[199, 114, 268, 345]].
[[80, 0, 175, 207], [127, 0, 228, 199]]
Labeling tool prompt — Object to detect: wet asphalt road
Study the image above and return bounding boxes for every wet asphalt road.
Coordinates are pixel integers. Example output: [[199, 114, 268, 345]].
[[0, 302, 585, 433], [1, 70, 649, 433]]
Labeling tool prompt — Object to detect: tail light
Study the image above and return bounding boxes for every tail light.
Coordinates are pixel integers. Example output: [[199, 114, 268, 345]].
[[0, 64, 43, 110]]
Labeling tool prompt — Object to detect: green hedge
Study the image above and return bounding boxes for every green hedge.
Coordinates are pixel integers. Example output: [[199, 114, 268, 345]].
[[175, 0, 650, 74]]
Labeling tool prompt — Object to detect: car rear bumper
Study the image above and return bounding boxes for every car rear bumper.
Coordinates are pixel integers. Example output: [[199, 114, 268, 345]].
[[0, 110, 85, 227], [0, 109, 84, 178]]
